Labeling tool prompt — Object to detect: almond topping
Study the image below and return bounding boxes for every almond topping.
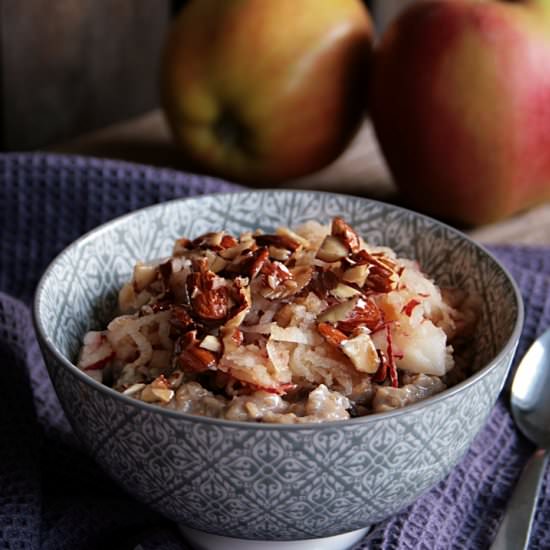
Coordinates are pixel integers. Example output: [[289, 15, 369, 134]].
[[234, 247, 270, 279], [141, 385, 174, 403], [340, 333, 379, 374], [219, 237, 257, 260], [336, 297, 384, 334], [179, 344, 217, 372], [332, 217, 361, 253], [133, 262, 157, 292], [342, 264, 369, 287], [318, 296, 360, 324], [351, 250, 400, 293], [268, 246, 291, 261], [318, 296, 383, 333], [254, 234, 300, 252], [187, 258, 228, 321], [191, 231, 226, 250], [221, 234, 238, 249], [329, 283, 362, 300], [200, 334, 222, 353], [173, 237, 191, 255], [275, 226, 311, 248], [317, 322, 347, 346], [316, 235, 349, 262]]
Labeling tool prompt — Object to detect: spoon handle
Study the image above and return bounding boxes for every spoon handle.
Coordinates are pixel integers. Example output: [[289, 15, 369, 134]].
[[490, 448, 548, 550]]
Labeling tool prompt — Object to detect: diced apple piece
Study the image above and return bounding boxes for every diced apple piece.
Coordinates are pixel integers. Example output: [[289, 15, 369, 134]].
[[392, 321, 453, 376]]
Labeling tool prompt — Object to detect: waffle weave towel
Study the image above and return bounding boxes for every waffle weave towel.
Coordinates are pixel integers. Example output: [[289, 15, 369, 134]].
[[1, 153, 549, 550]]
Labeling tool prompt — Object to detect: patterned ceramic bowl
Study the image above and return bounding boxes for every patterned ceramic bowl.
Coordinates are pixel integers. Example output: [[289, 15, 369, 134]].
[[34, 191, 523, 550]]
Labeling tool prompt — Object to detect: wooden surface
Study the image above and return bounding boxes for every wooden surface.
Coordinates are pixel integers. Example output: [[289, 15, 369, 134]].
[[1, 1, 170, 150], [49, 109, 550, 246]]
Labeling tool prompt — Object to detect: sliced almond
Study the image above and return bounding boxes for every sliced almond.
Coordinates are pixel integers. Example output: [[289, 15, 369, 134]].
[[179, 345, 218, 372], [260, 265, 312, 300], [122, 383, 145, 396], [275, 226, 311, 248], [221, 234, 239, 249], [219, 237, 256, 260], [191, 231, 225, 250], [342, 264, 369, 287], [331, 217, 361, 253], [290, 265, 313, 285], [316, 235, 349, 262], [340, 333, 379, 374], [318, 296, 383, 333], [187, 259, 228, 321], [366, 267, 400, 293], [268, 246, 291, 261], [351, 250, 401, 293], [118, 282, 136, 312], [142, 386, 174, 403], [317, 322, 347, 346], [330, 283, 361, 300], [200, 335, 222, 353], [224, 279, 252, 331], [274, 303, 293, 327], [318, 296, 360, 324], [207, 253, 228, 274], [173, 237, 191, 256], [254, 234, 300, 252], [133, 262, 157, 292], [336, 297, 384, 333]]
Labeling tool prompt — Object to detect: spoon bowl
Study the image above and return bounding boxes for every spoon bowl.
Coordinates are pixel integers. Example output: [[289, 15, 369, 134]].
[[491, 329, 550, 550], [511, 329, 550, 449]]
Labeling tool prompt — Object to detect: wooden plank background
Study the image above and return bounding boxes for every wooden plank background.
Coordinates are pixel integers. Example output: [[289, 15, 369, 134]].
[[0, 0, 171, 150]]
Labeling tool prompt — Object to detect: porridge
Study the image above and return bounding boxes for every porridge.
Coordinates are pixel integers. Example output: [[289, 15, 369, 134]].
[[77, 217, 478, 423]]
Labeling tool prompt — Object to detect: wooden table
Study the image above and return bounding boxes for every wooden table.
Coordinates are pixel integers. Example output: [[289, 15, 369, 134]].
[[50, 110, 550, 246]]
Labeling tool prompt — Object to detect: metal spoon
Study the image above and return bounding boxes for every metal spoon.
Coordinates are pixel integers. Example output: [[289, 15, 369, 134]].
[[490, 329, 550, 550]]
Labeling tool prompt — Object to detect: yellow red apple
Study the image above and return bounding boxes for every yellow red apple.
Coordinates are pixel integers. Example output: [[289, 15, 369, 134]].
[[161, 0, 373, 184], [370, 0, 550, 225]]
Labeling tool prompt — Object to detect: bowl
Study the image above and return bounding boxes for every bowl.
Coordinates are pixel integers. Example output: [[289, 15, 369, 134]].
[[33, 190, 523, 550]]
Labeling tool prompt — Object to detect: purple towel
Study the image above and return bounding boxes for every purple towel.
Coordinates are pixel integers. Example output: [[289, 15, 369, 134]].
[[0, 153, 548, 550]]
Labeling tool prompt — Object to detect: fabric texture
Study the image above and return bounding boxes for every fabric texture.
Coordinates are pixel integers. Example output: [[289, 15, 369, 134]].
[[1, 153, 549, 550]]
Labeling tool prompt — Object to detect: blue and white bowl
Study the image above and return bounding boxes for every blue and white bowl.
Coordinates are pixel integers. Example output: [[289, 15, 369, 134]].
[[33, 191, 523, 549]]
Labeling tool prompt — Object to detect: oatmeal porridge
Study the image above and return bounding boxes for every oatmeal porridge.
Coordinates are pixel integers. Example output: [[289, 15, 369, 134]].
[[77, 217, 478, 423]]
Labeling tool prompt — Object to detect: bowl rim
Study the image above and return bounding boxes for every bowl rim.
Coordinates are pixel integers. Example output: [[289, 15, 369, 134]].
[[33, 189, 524, 430]]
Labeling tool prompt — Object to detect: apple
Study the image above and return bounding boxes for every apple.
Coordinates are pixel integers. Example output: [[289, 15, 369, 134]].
[[161, 0, 373, 184], [370, 0, 550, 225]]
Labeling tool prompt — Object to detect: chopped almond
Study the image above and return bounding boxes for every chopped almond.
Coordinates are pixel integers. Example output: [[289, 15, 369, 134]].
[[200, 334, 222, 353], [317, 322, 347, 346], [340, 332, 379, 373], [316, 235, 349, 262], [187, 258, 228, 321], [342, 264, 369, 287], [255, 234, 300, 252], [332, 217, 361, 253], [329, 283, 362, 300]]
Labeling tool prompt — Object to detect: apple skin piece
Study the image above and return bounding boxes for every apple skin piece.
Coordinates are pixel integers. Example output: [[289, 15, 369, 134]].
[[370, 0, 550, 226], [161, 0, 373, 184]]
